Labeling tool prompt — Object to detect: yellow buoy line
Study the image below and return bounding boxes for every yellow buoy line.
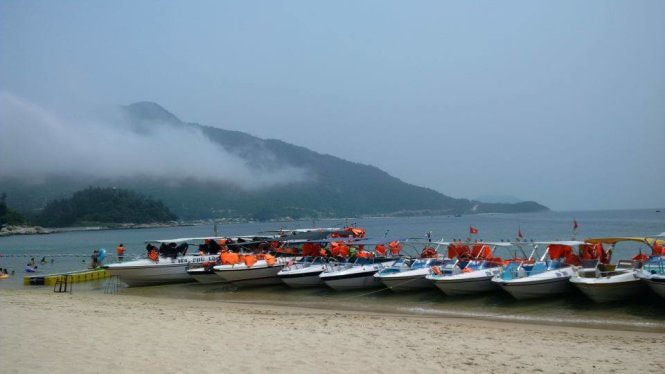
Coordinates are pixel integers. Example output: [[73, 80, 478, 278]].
[[23, 268, 110, 286]]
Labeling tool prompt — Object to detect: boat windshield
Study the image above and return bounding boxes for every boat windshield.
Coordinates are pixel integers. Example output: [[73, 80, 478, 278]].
[[354, 257, 375, 266], [464, 261, 487, 271], [310, 257, 324, 265], [441, 259, 458, 269], [643, 256, 665, 274], [411, 259, 432, 269], [391, 257, 410, 268], [528, 262, 548, 276], [500, 262, 520, 280], [546, 260, 565, 271], [580, 259, 599, 269]]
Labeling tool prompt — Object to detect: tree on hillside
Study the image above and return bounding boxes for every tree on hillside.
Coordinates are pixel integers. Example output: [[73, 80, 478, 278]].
[[34, 187, 177, 227], [0, 192, 27, 226]]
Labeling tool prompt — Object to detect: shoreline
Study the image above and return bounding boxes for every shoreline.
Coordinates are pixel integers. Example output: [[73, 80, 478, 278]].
[[2, 288, 664, 373]]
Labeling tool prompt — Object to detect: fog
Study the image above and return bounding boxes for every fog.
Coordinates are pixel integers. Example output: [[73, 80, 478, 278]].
[[1, 1, 664, 210], [0, 93, 309, 188]]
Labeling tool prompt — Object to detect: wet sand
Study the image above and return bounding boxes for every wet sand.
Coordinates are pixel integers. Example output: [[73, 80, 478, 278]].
[[1, 288, 664, 374]]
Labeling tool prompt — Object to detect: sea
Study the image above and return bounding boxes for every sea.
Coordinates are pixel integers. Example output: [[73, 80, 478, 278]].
[[1, 209, 664, 331]]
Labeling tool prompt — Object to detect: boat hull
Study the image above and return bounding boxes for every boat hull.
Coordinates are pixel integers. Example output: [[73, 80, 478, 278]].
[[379, 275, 434, 291], [187, 267, 227, 284], [321, 270, 384, 291], [495, 276, 572, 300], [376, 269, 435, 292], [105, 262, 191, 287], [570, 272, 648, 303], [429, 271, 500, 296], [278, 267, 325, 288], [643, 277, 665, 298], [214, 261, 285, 287]]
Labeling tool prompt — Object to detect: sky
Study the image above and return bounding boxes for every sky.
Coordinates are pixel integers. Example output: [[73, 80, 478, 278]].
[[1, 0, 663, 211]]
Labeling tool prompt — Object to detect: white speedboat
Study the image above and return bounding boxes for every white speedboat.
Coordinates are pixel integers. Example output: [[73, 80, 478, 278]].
[[213, 255, 289, 287], [320, 257, 395, 291], [277, 256, 329, 288], [375, 257, 442, 291], [636, 255, 665, 298], [105, 253, 220, 287], [570, 237, 652, 303], [491, 241, 583, 300], [427, 258, 503, 295], [104, 237, 224, 287], [263, 227, 363, 241], [426, 242, 511, 296]]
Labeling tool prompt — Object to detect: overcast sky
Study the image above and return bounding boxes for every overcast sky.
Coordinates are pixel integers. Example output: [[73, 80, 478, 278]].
[[1, 1, 663, 211]]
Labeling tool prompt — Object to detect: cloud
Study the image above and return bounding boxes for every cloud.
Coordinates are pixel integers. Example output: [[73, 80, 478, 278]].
[[0, 92, 309, 188]]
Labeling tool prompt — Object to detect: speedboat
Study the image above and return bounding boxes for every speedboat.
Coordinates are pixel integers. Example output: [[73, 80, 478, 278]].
[[262, 227, 365, 241], [319, 256, 395, 291], [491, 241, 584, 300], [570, 237, 652, 303], [426, 242, 508, 296], [277, 256, 330, 288], [376, 257, 445, 291], [213, 253, 290, 287], [104, 238, 221, 287], [636, 255, 665, 298], [185, 235, 282, 284], [374, 244, 443, 291]]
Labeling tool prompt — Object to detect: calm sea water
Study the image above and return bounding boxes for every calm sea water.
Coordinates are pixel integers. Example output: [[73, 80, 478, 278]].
[[2, 209, 664, 330]]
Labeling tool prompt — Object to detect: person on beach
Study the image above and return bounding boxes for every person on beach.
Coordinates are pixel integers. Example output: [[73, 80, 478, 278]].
[[116, 244, 125, 262], [91, 249, 99, 268]]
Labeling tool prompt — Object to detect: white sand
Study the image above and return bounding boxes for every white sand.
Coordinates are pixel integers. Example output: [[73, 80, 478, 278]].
[[1, 289, 664, 374]]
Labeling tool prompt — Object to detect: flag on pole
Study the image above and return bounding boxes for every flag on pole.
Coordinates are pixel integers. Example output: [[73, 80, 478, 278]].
[[469, 226, 478, 234], [517, 227, 524, 240]]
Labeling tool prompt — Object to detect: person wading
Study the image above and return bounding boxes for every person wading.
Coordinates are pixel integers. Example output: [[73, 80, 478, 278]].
[[116, 243, 125, 262]]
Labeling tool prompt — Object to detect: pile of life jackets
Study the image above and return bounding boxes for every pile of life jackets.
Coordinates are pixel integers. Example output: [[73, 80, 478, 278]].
[[219, 252, 277, 267], [301, 242, 322, 257], [330, 242, 350, 257], [547, 244, 581, 266]]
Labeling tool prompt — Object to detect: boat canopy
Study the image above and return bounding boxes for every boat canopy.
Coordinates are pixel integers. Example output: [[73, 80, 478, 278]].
[[533, 241, 586, 246], [585, 237, 655, 245], [145, 235, 279, 245]]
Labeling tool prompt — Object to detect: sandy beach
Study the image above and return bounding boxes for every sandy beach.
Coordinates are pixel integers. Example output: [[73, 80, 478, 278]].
[[1, 288, 663, 374]]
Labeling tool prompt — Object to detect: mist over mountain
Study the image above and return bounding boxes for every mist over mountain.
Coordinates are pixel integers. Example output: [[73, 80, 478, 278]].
[[0, 96, 548, 220]]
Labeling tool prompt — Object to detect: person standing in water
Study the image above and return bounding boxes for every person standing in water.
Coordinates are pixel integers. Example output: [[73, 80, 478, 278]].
[[91, 249, 99, 268], [116, 243, 125, 262]]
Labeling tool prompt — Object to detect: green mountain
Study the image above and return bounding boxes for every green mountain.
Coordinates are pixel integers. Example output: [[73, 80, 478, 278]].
[[33, 187, 176, 227], [2, 102, 548, 220]]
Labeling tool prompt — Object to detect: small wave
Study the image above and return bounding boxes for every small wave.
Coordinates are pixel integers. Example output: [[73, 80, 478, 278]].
[[397, 306, 665, 332]]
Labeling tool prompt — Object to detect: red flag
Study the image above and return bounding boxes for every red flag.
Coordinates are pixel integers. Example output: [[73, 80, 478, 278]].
[[573, 219, 578, 231], [469, 226, 478, 234], [517, 228, 524, 239]]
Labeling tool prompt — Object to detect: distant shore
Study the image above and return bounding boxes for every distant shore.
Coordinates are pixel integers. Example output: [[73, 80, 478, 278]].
[[0, 222, 182, 237], [1, 288, 663, 374]]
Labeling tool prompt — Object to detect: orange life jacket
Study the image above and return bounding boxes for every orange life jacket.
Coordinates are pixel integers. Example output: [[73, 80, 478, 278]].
[[148, 250, 158, 262], [243, 254, 258, 267], [388, 241, 402, 255], [265, 254, 277, 266]]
